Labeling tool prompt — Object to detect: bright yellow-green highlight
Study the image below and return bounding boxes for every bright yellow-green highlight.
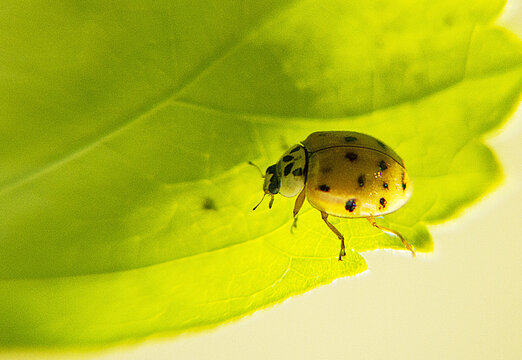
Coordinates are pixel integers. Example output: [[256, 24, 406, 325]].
[[0, 0, 521, 347]]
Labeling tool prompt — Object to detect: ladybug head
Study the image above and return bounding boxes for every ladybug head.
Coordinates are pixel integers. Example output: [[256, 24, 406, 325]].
[[263, 164, 281, 196], [249, 162, 280, 210]]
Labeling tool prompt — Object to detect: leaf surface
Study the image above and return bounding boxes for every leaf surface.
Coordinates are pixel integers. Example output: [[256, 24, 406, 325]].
[[0, 0, 521, 346]]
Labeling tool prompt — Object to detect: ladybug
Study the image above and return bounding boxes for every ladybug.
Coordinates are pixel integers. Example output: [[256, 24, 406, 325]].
[[251, 131, 414, 260]]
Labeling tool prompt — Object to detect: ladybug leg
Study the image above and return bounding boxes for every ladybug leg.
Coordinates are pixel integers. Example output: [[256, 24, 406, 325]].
[[367, 217, 416, 257], [291, 189, 306, 233], [320, 212, 346, 260], [293, 188, 306, 218]]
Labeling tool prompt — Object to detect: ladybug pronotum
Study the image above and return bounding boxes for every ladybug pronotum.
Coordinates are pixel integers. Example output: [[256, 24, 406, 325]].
[[252, 131, 414, 260]]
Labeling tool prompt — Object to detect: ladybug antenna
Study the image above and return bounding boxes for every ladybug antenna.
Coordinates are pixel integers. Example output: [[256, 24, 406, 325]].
[[252, 193, 266, 211], [248, 161, 264, 178]]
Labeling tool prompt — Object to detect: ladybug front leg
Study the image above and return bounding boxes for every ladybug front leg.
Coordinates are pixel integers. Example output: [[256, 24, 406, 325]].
[[291, 188, 306, 232], [320, 211, 346, 260], [293, 188, 306, 218]]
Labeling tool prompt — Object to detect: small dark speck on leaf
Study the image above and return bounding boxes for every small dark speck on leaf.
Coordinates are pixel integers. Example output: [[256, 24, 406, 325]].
[[203, 197, 217, 210]]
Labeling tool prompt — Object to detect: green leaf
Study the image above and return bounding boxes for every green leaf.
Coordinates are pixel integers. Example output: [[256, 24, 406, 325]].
[[0, 0, 520, 347]]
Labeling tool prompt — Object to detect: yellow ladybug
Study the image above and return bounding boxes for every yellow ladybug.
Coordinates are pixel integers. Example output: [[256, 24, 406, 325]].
[[252, 131, 414, 260]]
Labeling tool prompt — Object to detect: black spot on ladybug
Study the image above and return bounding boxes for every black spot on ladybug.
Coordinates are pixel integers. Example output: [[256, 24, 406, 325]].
[[284, 162, 294, 176], [319, 184, 330, 192], [383, 182, 388, 189], [344, 136, 357, 142], [379, 160, 388, 171], [402, 172, 407, 190], [290, 146, 301, 153], [358, 175, 365, 187], [202, 197, 217, 210], [345, 152, 358, 161], [376, 140, 387, 149], [380, 197, 387, 208], [282, 155, 294, 162], [345, 199, 356, 212], [321, 167, 332, 174], [292, 168, 303, 176]]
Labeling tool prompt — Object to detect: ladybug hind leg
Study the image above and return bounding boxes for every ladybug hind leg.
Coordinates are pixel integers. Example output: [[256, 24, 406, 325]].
[[367, 217, 416, 257], [320, 212, 346, 260]]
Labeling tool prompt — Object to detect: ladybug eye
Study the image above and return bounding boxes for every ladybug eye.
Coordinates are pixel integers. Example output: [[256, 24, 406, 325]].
[[268, 181, 280, 194]]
